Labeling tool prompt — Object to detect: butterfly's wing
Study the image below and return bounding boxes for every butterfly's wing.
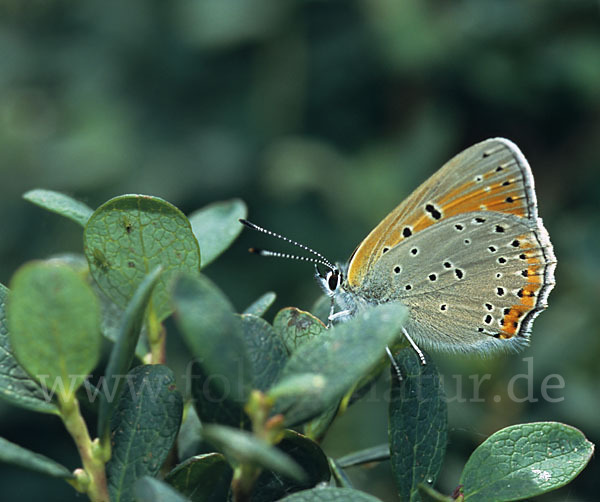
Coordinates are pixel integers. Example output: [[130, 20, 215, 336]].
[[347, 138, 543, 288], [356, 211, 555, 353]]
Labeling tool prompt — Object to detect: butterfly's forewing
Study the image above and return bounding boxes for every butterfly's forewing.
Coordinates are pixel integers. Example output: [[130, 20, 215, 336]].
[[360, 211, 555, 353], [347, 138, 541, 288]]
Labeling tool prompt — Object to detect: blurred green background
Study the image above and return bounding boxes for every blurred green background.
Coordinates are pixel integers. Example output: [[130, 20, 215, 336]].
[[1, 1, 599, 501]]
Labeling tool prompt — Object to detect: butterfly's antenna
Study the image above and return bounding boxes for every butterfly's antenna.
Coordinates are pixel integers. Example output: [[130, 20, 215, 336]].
[[239, 219, 335, 270], [248, 248, 332, 269]]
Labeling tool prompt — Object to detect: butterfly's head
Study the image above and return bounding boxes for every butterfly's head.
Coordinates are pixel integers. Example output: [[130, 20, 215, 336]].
[[315, 264, 343, 298]]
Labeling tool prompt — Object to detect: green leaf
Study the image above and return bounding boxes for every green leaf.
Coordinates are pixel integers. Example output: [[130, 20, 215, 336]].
[[134, 476, 189, 502], [336, 444, 390, 468], [251, 430, 330, 501], [107, 365, 183, 502], [460, 421, 594, 501], [270, 304, 407, 426], [83, 194, 200, 321], [23, 189, 94, 227], [278, 486, 383, 501], [243, 291, 276, 317], [268, 373, 327, 401], [0, 437, 74, 479], [165, 453, 232, 502], [7, 262, 101, 398], [0, 283, 58, 414], [97, 267, 162, 444], [389, 348, 447, 502], [189, 361, 249, 429], [273, 307, 326, 352], [201, 424, 306, 483], [173, 273, 252, 404], [240, 314, 287, 392], [96, 285, 149, 359], [189, 199, 247, 267]]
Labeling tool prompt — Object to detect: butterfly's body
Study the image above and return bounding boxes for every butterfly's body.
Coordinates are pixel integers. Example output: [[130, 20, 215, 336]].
[[244, 137, 556, 355]]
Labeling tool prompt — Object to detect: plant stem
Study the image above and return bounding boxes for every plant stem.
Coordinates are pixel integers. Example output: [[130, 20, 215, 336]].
[[146, 305, 165, 364], [60, 392, 110, 502], [232, 464, 261, 502]]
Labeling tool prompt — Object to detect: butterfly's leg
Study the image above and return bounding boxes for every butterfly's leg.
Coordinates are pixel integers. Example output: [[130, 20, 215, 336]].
[[328, 309, 352, 324], [385, 345, 403, 382], [402, 327, 427, 365], [326, 298, 335, 329]]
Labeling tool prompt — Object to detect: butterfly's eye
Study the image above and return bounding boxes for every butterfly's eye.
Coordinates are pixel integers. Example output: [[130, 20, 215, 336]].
[[326, 270, 340, 291]]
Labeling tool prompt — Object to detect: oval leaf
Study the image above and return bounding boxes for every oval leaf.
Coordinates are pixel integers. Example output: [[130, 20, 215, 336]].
[[173, 273, 252, 405], [189, 361, 249, 429], [134, 476, 189, 502], [0, 437, 73, 479], [23, 189, 94, 227], [107, 365, 183, 502], [270, 304, 407, 426], [189, 199, 247, 267], [165, 453, 232, 502], [389, 348, 447, 502], [7, 262, 101, 398], [273, 307, 326, 353], [83, 194, 200, 321], [279, 486, 383, 501], [240, 314, 287, 392], [460, 421, 594, 501], [201, 424, 306, 483], [251, 430, 330, 501], [243, 291, 276, 317], [268, 373, 327, 402], [0, 283, 58, 414]]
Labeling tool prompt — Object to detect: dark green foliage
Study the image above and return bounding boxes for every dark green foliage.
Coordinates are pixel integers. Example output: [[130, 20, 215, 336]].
[[0, 193, 594, 502], [250, 430, 330, 501], [388, 349, 447, 501], [240, 314, 288, 393], [106, 365, 183, 502], [165, 453, 232, 502], [0, 283, 59, 414], [0, 437, 74, 480], [8, 262, 102, 397]]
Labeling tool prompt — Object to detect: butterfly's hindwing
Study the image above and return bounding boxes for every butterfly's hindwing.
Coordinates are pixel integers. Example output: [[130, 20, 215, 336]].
[[350, 211, 555, 353]]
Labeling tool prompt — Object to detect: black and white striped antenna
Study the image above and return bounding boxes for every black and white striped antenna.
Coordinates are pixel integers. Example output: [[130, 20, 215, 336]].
[[239, 219, 335, 270]]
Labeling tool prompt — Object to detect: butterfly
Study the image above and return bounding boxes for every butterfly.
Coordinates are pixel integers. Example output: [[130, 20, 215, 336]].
[[242, 138, 556, 356]]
